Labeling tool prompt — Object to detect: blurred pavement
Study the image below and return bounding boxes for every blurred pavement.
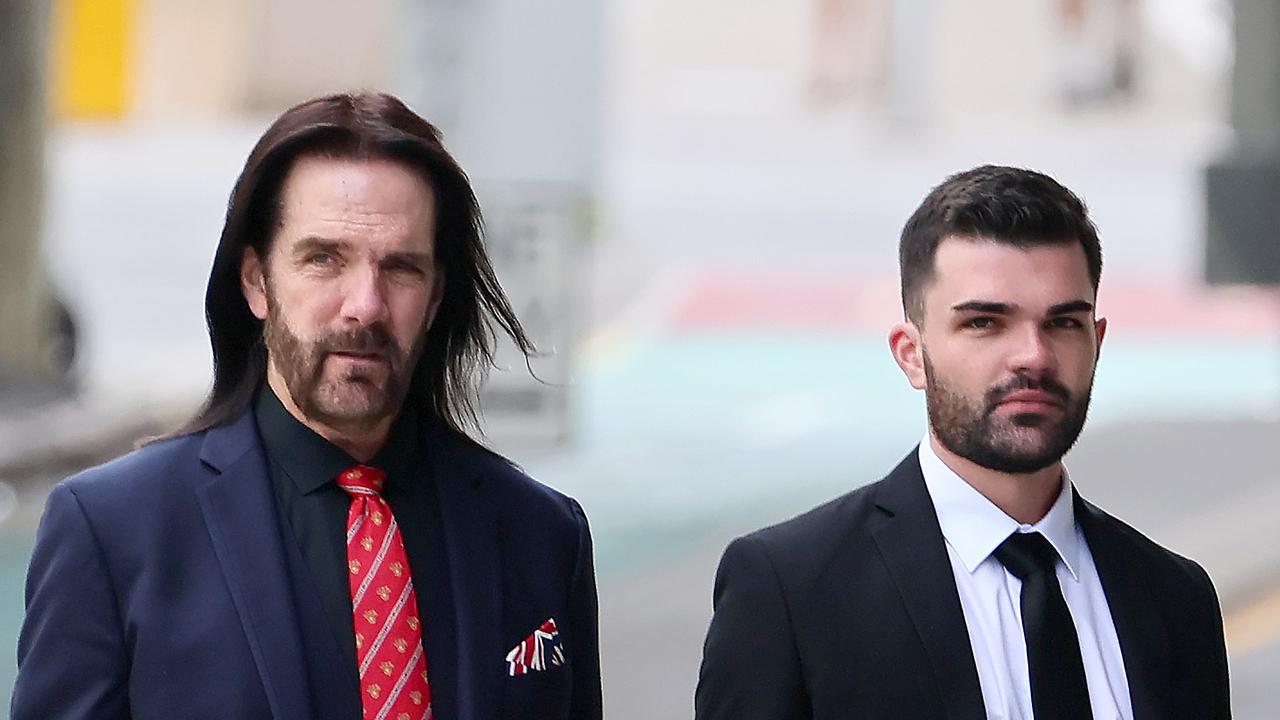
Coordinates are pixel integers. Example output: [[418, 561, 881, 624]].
[[4, 110, 1279, 717], [3, 63, 1280, 720]]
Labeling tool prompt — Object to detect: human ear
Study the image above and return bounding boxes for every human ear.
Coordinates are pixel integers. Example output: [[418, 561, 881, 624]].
[[889, 320, 927, 390], [241, 247, 269, 321]]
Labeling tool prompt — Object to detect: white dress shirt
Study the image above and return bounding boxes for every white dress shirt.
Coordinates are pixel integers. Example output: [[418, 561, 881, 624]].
[[917, 439, 1134, 720]]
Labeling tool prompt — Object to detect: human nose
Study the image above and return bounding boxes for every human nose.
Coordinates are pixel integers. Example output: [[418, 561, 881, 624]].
[[340, 266, 389, 326], [1007, 324, 1056, 375]]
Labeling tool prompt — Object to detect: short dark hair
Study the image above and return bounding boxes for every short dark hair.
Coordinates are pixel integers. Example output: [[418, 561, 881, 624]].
[[898, 165, 1102, 322], [170, 92, 532, 445]]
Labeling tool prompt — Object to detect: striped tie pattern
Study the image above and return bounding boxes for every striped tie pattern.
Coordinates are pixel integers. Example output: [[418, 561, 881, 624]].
[[338, 465, 432, 720]]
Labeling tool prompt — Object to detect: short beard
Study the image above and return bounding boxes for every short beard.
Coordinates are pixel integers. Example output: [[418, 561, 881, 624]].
[[262, 287, 424, 431], [923, 352, 1091, 474]]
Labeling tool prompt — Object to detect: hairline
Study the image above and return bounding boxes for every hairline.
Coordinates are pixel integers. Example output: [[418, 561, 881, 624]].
[[265, 148, 443, 239], [903, 232, 1099, 323]]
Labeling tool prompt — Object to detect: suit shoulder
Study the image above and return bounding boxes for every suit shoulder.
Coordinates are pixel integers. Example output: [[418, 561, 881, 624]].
[[37, 432, 211, 547], [736, 479, 881, 559], [453, 440, 587, 527], [1084, 503, 1214, 588], [58, 432, 204, 502]]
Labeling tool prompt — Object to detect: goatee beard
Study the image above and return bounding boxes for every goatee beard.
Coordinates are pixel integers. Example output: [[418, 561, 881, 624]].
[[924, 354, 1091, 474], [263, 299, 419, 431]]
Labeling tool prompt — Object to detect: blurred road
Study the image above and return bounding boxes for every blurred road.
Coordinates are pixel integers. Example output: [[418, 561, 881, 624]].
[[3, 41, 1280, 719], [1, 105, 1276, 717], [574, 104, 1280, 718]]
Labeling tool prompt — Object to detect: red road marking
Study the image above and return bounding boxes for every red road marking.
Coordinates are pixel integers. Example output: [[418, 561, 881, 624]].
[[665, 269, 1280, 338]]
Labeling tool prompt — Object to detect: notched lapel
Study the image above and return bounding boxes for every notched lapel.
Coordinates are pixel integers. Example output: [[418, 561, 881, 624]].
[[1076, 496, 1173, 720], [195, 413, 313, 720], [428, 428, 502, 720], [869, 453, 986, 720]]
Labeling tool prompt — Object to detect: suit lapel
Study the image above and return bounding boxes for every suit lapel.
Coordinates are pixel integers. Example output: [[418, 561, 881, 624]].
[[1075, 496, 1173, 720], [278, 511, 362, 717], [869, 452, 986, 720], [426, 427, 502, 720], [193, 412, 313, 720]]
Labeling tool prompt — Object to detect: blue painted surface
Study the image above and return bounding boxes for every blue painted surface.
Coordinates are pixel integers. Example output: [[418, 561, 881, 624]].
[[527, 333, 1280, 576], [0, 537, 31, 714]]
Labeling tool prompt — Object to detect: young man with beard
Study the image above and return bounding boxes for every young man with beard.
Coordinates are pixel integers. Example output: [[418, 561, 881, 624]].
[[695, 165, 1230, 720], [13, 93, 601, 720]]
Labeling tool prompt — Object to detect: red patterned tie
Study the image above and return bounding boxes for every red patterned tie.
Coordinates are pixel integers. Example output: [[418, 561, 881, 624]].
[[338, 465, 432, 720]]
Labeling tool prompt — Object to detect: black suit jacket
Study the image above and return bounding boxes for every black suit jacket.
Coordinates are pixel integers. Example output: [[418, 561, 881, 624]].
[[13, 409, 602, 720], [695, 451, 1230, 720]]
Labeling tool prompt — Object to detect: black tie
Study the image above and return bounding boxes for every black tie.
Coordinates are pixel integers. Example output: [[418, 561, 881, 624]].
[[993, 532, 1093, 720]]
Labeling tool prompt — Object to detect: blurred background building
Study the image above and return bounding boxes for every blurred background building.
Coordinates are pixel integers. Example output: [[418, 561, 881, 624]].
[[1, 0, 1278, 716]]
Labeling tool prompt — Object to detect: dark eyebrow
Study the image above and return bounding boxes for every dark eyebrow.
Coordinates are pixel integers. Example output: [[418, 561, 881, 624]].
[[383, 251, 434, 267], [951, 301, 1015, 315], [289, 238, 433, 267], [950, 299, 1095, 316], [1048, 300, 1094, 315], [291, 236, 349, 255]]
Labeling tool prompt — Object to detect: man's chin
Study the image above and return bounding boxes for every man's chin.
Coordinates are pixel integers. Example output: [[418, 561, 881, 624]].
[[306, 385, 393, 425], [980, 439, 1071, 473]]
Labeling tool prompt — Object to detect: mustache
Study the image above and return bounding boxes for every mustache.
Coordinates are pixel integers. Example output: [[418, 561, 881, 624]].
[[985, 373, 1071, 409], [313, 324, 398, 357]]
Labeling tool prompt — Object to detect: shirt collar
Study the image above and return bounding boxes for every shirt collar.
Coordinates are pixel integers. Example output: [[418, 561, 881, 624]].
[[254, 385, 420, 495], [918, 437, 1081, 580]]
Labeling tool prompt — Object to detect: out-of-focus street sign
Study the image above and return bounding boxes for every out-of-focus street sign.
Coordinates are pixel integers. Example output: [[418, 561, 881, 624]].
[[478, 183, 590, 445], [394, 0, 602, 445], [1204, 0, 1280, 287]]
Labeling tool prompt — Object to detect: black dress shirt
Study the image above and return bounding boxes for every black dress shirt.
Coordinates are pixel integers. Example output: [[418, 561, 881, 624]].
[[254, 386, 444, 680]]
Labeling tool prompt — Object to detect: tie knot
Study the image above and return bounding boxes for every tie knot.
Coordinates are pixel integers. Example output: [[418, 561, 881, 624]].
[[993, 531, 1059, 581], [337, 465, 386, 496]]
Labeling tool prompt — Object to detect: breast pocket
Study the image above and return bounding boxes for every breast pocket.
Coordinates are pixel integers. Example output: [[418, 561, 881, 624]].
[[502, 658, 573, 719]]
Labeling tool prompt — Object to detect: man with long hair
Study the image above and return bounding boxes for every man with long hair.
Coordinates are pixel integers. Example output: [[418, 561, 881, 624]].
[[695, 166, 1230, 719], [13, 92, 602, 720]]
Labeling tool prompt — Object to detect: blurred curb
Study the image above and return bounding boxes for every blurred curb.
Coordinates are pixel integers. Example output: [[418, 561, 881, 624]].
[[1072, 416, 1280, 615], [2, 398, 1277, 618], [1170, 472, 1280, 616], [0, 399, 188, 485]]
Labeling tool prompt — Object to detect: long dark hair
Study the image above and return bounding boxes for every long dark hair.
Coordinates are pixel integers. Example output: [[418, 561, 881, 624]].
[[170, 92, 532, 443]]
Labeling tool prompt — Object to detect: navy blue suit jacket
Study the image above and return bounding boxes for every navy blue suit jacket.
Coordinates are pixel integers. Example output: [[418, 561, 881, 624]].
[[12, 409, 602, 720]]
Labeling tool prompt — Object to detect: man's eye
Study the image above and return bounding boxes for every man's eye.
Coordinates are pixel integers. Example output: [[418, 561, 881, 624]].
[[307, 253, 334, 265], [964, 317, 996, 330], [1049, 317, 1084, 329], [387, 261, 426, 276]]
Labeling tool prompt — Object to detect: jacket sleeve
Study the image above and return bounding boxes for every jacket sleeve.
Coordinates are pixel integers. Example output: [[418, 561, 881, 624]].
[[695, 535, 809, 720], [11, 483, 131, 720], [567, 498, 603, 720], [1185, 559, 1232, 720]]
